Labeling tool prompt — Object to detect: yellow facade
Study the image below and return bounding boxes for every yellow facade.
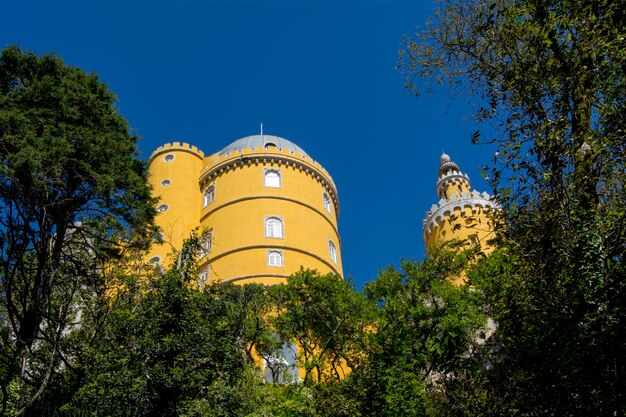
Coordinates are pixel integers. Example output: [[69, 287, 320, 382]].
[[423, 153, 498, 258], [146, 135, 342, 286]]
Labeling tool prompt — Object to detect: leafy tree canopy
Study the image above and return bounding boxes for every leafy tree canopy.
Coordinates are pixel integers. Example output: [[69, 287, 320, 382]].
[[401, 1, 626, 415], [0, 45, 156, 415]]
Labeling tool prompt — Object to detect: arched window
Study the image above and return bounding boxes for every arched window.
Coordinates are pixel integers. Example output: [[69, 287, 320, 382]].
[[328, 240, 338, 264], [157, 204, 168, 213], [264, 169, 281, 188], [200, 231, 213, 257], [161, 179, 171, 187], [322, 191, 331, 213], [267, 250, 283, 267], [203, 184, 215, 207], [163, 154, 174, 162], [265, 217, 283, 238], [198, 267, 209, 287], [149, 256, 161, 265], [264, 340, 299, 383]]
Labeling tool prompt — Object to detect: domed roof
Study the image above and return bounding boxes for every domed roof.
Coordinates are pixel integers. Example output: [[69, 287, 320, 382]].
[[218, 135, 308, 156]]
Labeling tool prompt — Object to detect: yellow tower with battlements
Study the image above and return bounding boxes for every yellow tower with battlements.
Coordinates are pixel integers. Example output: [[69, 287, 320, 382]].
[[146, 135, 342, 286], [423, 153, 498, 257]]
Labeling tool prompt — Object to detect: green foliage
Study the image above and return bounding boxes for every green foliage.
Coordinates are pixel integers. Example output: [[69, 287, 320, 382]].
[[66, 269, 266, 417], [402, 1, 626, 415], [270, 269, 376, 383], [352, 249, 486, 417], [0, 45, 156, 415]]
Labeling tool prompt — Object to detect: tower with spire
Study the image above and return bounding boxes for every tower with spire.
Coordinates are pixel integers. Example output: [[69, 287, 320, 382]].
[[423, 153, 498, 258]]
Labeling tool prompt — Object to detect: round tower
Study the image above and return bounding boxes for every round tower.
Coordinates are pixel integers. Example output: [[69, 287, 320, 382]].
[[423, 153, 498, 254], [146, 142, 205, 265], [198, 135, 342, 285]]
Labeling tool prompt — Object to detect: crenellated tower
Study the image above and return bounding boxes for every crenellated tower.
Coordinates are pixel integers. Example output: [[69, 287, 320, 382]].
[[146, 142, 205, 265], [423, 153, 498, 256], [146, 134, 343, 287]]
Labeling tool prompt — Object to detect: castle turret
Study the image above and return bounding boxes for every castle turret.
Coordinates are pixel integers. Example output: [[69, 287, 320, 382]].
[[423, 153, 498, 255], [146, 134, 342, 287], [146, 142, 205, 266]]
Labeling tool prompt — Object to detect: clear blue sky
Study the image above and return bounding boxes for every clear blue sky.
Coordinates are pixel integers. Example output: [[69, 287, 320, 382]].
[[3, 0, 495, 288]]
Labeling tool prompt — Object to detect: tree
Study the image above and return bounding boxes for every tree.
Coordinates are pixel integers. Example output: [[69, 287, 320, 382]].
[[401, 1, 626, 414], [0, 45, 156, 415], [352, 249, 486, 417], [270, 269, 375, 384], [66, 270, 259, 417]]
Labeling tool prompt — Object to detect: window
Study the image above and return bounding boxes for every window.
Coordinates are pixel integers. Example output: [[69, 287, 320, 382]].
[[198, 267, 209, 287], [164, 154, 175, 162], [265, 217, 284, 238], [157, 204, 169, 212], [468, 234, 480, 247], [200, 231, 213, 257], [264, 169, 281, 188], [149, 256, 161, 265], [267, 250, 283, 267], [264, 341, 299, 383], [328, 240, 338, 264], [161, 179, 171, 187], [203, 184, 215, 207], [322, 191, 331, 213]]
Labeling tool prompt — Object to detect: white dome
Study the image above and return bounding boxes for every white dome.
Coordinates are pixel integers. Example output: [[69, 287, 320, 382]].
[[218, 135, 308, 156]]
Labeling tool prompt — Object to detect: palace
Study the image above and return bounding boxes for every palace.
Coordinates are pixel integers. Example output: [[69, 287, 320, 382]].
[[144, 136, 497, 382], [145, 134, 342, 286]]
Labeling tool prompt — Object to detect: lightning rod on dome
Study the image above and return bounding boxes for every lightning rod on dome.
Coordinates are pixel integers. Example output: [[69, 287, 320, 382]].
[[260, 122, 263, 136]]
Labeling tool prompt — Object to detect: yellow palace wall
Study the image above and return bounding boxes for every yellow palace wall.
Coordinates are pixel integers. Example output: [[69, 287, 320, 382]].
[[146, 143, 204, 266], [146, 136, 343, 286]]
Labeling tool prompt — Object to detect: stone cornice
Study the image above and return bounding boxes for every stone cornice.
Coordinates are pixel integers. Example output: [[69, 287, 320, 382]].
[[200, 195, 340, 239], [219, 273, 291, 284], [205, 244, 341, 276], [422, 191, 499, 243]]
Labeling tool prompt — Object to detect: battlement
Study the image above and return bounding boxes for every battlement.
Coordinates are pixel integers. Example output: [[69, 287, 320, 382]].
[[422, 190, 499, 242], [150, 142, 205, 161], [200, 146, 337, 189]]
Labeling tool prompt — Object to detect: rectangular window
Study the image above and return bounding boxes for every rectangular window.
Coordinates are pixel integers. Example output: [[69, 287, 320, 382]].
[[198, 267, 209, 287], [322, 191, 331, 213], [328, 239, 338, 264], [203, 183, 215, 207], [265, 216, 284, 239], [267, 250, 283, 267], [201, 231, 213, 257], [264, 168, 281, 188]]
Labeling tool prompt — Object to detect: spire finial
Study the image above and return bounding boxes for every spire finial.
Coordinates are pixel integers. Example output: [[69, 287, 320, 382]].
[[260, 122, 264, 136]]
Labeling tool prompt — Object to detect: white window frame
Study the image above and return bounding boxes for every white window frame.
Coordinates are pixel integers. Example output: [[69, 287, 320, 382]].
[[203, 183, 215, 207], [328, 239, 338, 264], [265, 216, 284, 239], [149, 256, 161, 265], [198, 267, 209, 287], [200, 231, 213, 257], [264, 168, 281, 188], [157, 204, 169, 213], [322, 190, 332, 213], [267, 250, 284, 267], [161, 179, 171, 187], [163, 154, 175, 162]]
